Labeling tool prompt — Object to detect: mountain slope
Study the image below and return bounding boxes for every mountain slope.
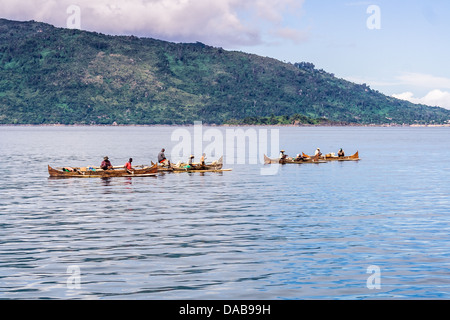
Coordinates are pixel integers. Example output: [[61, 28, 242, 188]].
[[1, 18, 449, 125]]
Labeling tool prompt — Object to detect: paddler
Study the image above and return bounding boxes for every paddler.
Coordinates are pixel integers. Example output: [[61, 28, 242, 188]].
[[200, 153, 206, 166], [124, 158, 133, 172], [101, 156, 113, 170], [338, 148, 345, 157], [314, 148, 322, 157], [158, 148, 170, 166], [294, 153, 305, 161], [187, 155, 195, 168], [279, 150, 287, 160]]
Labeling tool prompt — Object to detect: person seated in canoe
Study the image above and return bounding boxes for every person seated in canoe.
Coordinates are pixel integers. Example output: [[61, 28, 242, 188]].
[[158, 148, 170, 166], [279, 150, 287, 161], [186, 155, 195, 169], [294, 153, 305, 162], [124, 158, 134, 172], [100, 156, 113, 170], [338, 148, 345, 157], [314, 148, 322, 157], [200, 153, 206, 168]]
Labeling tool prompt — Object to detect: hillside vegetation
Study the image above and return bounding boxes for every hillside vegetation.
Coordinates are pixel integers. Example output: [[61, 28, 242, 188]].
[[1, 19, 449, 125]]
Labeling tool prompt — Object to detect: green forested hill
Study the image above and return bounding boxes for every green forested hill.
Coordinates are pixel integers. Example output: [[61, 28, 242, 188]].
[[0, 18, 449, 125]]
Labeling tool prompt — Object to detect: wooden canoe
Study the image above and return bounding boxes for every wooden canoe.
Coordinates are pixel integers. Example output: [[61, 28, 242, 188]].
[[48, 163, 158, 178], [151, 161, 175, 172], [171, 156, 224, 172], [263, 154, 327, 164], [302, 151, 360, 161], [172, 168, 232, 173]]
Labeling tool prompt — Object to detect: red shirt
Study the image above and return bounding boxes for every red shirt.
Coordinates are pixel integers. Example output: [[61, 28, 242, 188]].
[[125, 162, 132, 170]]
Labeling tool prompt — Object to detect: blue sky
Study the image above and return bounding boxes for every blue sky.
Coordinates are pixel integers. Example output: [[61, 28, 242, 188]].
[[2, 0, 450, 108], [238, 0, 450, 108]]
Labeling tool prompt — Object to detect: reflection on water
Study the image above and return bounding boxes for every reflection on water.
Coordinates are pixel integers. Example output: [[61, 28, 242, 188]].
[[101, 177, 113, 186], [1, 126, 450, 299]]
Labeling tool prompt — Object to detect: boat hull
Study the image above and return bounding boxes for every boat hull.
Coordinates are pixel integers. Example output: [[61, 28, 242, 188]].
[[173, 168, 231, 173], [151, 162, 175, 172], [48, 164, 158, 178], [264, 154, 326, 164], [302, 151, 360, 161], [172, 162, 224, 172], [171, 156, 225, 172]]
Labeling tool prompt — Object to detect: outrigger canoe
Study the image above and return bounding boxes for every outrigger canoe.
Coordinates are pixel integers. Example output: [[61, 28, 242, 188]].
[[150, 162, 174, 173], [302, 151, 360, 161], [48, 164, 158, 178], [150, 156, 229, 173], [173, 168, 232, 173], [264, 154, 327, 164], [171, 156, 231, 173]]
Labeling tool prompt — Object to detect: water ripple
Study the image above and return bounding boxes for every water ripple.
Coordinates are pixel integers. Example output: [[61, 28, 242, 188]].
[[1, 126, 450, 299]]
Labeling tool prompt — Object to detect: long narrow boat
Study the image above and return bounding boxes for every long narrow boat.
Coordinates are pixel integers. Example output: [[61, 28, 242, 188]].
[[150, 162, 175, 173], [151, 156, 225, 173], [48, 164, 158, 178], [302, 151, 360, 161], [171, 156, 229, 172], [264, 154, 327, 164], [173, 168, 232, 173]]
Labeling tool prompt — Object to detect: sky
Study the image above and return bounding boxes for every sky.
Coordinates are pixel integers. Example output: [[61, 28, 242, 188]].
[[1, 0, 450, 109]]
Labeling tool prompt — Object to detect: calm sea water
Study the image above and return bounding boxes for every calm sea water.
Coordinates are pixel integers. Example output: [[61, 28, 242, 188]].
[[0, 125, 449, 300]]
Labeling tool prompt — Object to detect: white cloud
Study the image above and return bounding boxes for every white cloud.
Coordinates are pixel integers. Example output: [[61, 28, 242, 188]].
[[345, 72, 450, 90], [392, 92, 415, 101], [0, 0, 306, 47], [272, 26, 309, 44], [395, 73, 450, 90], [393, 90, 450, 110], [390, 73, 450, 109], [343, 76, 398, 87]]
